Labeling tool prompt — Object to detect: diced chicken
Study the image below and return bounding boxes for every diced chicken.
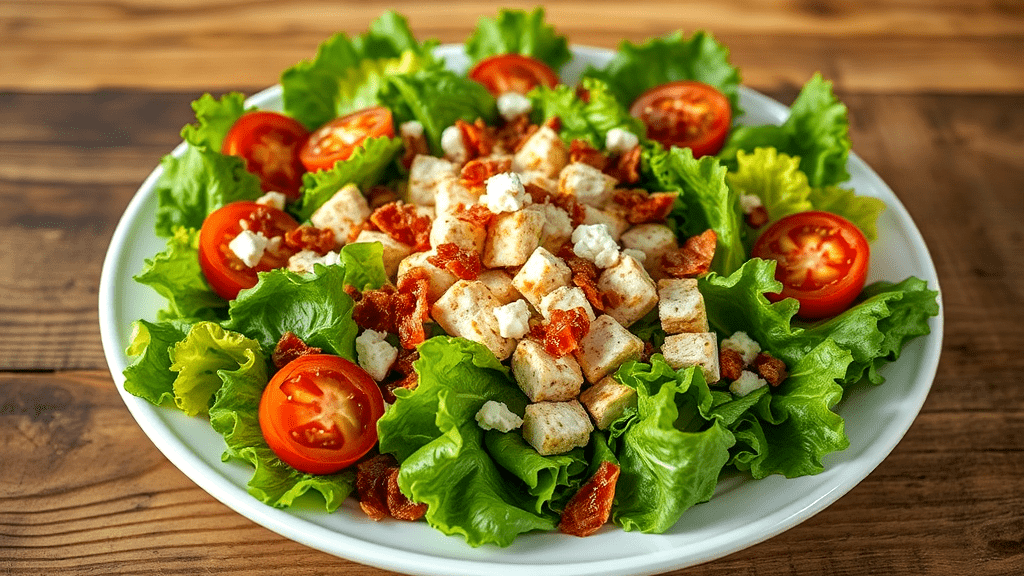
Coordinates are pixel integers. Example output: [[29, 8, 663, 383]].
[[661, 332, 720, 384], [511, 247, 572, 309], [310, 183, 371, 245], [434, 177, 479, 215], [521, 400, 593, 456], [477, 269, 521, 305], [657, 278, 709, 334], [580, 205, 630, 242], [558, 162, 617, 208], [511, 339, 585, 402], [484, 207, 546, 268], [597, 253, 658, 328], [512, 126, 568, 179], [431, 280, 515, 360], [538, 286, 596, 321], [620, 223, 678, 281], [407, 155, 458, 207], [574, 315, 644, 383], [398, 250, 457, 303], [430, 211, 486, 253], [579, 375, 638, 430]]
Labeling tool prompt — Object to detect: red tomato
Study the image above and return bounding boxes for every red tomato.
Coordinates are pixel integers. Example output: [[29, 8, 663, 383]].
[[629, 81, 732, 157], [752, 211, 870, 319], [468, 54, 560, 96], [223, 111, 309, 199], [259, 354, 385, 475], [299, 107, 394, 172], [198, 201, 299, 300]]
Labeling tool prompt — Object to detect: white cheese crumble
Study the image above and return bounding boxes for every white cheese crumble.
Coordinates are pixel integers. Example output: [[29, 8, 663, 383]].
[[739, 194, 764, 215], [440, 125, 467, 164], [605, 128, 639, 155], [496, 91, 533, 121], [730, 370, 768, 397], [287, 250, 341, 275], [721, 331, 761, 366], [399, 120, 425, 139], [571, 223, 621, 269], [475, 400, 524, 432], [355, 329, 398, 382], [255, 191, 288, 211], [481, 172, 530, 213], [493, 298, 532, 339], [228, 229, 269, 268]]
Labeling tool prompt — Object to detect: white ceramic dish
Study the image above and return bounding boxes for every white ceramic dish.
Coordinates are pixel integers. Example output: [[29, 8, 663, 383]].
[[99, 45, 943, 576]]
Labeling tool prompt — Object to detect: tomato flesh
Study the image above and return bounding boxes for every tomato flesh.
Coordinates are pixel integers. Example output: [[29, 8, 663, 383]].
[[468, 54, 560, 96], [299, 107, 394, 172], [259, 355, 385, 475], [629, 80, 731, 157], [198, 201, 299, 300], [223, 111, 309, 199], [752, 211, 870, 319]]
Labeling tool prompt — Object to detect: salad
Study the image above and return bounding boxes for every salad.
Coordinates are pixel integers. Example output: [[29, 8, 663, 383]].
[[121, 8, 940, 547]]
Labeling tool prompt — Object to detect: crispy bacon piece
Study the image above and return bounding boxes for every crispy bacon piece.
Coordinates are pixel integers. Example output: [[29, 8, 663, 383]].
[[456, 119, 496, 161], [719, 347, 745, 381], [282, 225, 336, 255], [453, 203, 495, 229], [271, 332, 322, 369], [369, 202, 432, 252], [557, 245, 606, 312], [745, 205, 769, 228], [356, 454, 427, 522], [543, 116, 562, 132], [612, 189, 677, 224], [662, 229, 717, 278], [753, 352, 788, 387], [532, 307, 591, 357], [560, 461, 620, 537], [387, 467, 428, 521], [552, 193, 587, 227], [366, 185, 399, 210], [400, 129, 430, 170], [607, 145, 641, 184], [569, 139, 608, 171], [395, 268, 431, 349], [352, 285, 397, 334], [459, 156, 512, 188], [427, 242, 481, 280], [524, 181, 553, 204], [381, 349, 420, 403], [641, 341, 655, 364], [496, 114, 533, 152]]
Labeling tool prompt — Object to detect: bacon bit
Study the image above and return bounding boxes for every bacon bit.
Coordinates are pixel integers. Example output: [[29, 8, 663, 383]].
[[459, 156, 512, 188], [569, 139, 608, 171], [387, 467, 428, 521], [641, 341, 655, 363], [612, 190, 677, 224], [720, 348, 745, 381], [271, 332, 322, 369], [395, 268, 430, 349], [524, 182, 552, 204], [496, 115, 533, 152], [513, 123, 540, 153], [369, 202, 432, 252], [753, 352, 788, 387], [552, 193, 587, 227], [543, 116, 562, 132], [352, 285, 397, 333], [346, 220, 375, 245], [535, 307, 591, 357], [456, 119, 496, 161], [366, 185, 399, 210], [427, 242, 481, 280], [560, 461, 620, 537], [662, 229, 717, 278], [381, 349, 420, 403], [283, 225, 337, 255], [556, 245, 606, 312], [454, 202, 495, 229], [357, 454, 427, 522], [343, 284, 361, 301], [607, 145, 641, 184], [575, 86, 591, 103], [400, 130, 430, 170], [573, 274, 605, 312], [746, 205, 770, 228]]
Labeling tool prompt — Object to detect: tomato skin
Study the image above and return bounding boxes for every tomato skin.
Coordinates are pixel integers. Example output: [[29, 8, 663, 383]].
[[198, 201, 299, 300], [468, 54, 560, 96], [629, 81, 732, 158], [258, 354, 385, 475], [223, 111, 309, 199], [299, 107, 394, 172], [752, 211, 870, 319]]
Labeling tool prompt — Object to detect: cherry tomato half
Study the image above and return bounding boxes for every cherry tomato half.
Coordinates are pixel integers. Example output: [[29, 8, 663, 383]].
[[223, 111, 309, 199], [468, 54, 560, 96], [198, 201, 299, 300], [299, 106, 394, 173], [629, 81, 732, 158], [752, 211, 870, 320], [259, 354, 385, 475]]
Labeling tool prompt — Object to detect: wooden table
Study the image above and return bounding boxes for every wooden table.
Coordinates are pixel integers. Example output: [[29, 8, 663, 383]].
[[2, 1, 1022, 574]]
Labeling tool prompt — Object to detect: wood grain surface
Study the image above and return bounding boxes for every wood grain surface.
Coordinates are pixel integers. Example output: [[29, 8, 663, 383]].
[[2, 1, 1023, 575]]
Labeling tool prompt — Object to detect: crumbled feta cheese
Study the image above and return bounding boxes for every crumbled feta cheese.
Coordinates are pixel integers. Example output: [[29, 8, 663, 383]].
[[622, 248, 647, 264], [481, 172, 530, 213], [497, 91, 533, 121], [355, 329, 398, 382], [571, 223, 620, 268], [441, 125, 467, 164], [400, 120, 424, 139], [255, 191, 288, 211], [730, 370, 768, 397], [287, 250, 340, 275], [721, 331, 761, 365], [739, 194, 763, 215], [228, 229, 269, 268], [475, 400, 524, 432], [493, 298, 532, 339], [605, 128, 639, 155]]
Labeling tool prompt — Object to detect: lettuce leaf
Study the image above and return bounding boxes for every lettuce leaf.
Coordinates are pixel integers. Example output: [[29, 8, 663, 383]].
[[122, 319, 191, 407], [610, 357, 735, 533], [293, 136, 404, 221], [133, 227, 227, 322], [377, 337, 555, 547], [484, 431, 587, 514], [281, 11, 438, 130], [180, 92, 249, 153], [465, 8, 572, 71], [720, 74, 850, 187], [806, 185, 886, 244], [168, 322, 263, 416], [530, 77, 646, 148], [583, 30, 742, 116]]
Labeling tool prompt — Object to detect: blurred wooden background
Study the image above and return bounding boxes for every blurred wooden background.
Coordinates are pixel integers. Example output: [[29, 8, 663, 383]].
[[2, 1, 1023, 575]]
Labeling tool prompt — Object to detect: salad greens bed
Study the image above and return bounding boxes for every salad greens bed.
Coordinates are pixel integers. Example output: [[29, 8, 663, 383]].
[[122, 8, 939, 547]]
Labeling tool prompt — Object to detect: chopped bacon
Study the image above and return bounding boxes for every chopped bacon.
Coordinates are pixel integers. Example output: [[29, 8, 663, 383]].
[[459, 156, 512, 188], [387, 467, 428, 521], [381, 349, 420, 403], [356, 453, 427, 522], [427, 242, 481, 280], [369, 202, 432, 252], [753, 352, 788, 387], [607, 145, 641, 184], [746, 205, 770, 228], [513, 123, 539, 152], [400, 129, 430, 170], [575, 85, 591, 103], [552, 193, 587, 227], [352, 285, 397, 333], [573, 274, 605, 312], [719, 347, 745, 381], [456, 119, 496, 161], [283, 225, 336, 255], [533, 307, 591, 357], [346, 220, 375, 244], [454, 203, 495, 229], [343, 284, 361, 301], [395, 268, 431, 349], [569, 139, 608, 171], [612, 190, 677, 224], [543, 116, 562, 132], [641, 341, 655, 363], [662, 229, 717, 278], [496, 115, 533, 152], [366, 185, 399, 210], [557, 244, 606, 312], [271, 331, 322, 369], [559, 461, 620, 537]]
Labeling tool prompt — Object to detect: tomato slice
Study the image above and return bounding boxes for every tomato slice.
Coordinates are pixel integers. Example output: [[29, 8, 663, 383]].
[[259, 354, 385, 475], [198, 201, 299, 300], [468, 54, 560, 96], [629, 80, 732, 158], [299, 107, 395, 172], [752, 211, 870, 319], [223, 111, 309, 199]]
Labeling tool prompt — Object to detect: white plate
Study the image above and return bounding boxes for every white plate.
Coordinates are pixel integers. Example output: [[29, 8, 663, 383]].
[[99, 45, 943, 576]]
